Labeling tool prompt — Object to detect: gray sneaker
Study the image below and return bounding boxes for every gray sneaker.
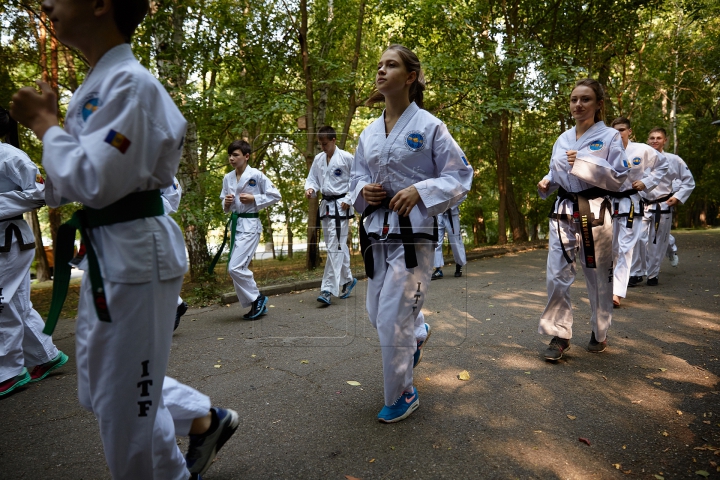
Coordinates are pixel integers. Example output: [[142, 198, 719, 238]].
[[544, 336, 570, 361], [587, 331, 607, 353], [186, 407, 239, 476], [317, 291, 332, 305]]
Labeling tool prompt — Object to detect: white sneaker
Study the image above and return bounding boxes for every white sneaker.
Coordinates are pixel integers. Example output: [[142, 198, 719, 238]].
[[670, 254, 679, 267]]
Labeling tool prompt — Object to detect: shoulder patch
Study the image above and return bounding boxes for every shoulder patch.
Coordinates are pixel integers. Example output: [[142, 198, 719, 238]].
[[589, 140, 604, 151], [79, 94, 101, 122], [248, 179, 257, 187], [622, 159, 629, 168], [405, 131, 425, 152], [461, 156, 469, 166], [104, 130, 131, 153], [333, 168, 342, 177], [632, 157, 641, 166]]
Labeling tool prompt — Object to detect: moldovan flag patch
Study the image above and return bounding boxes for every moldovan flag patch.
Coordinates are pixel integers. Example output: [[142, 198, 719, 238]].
[[104, 129, 131, 153]]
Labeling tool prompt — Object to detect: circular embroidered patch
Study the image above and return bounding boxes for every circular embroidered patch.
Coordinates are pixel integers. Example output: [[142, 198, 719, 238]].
[[333, 168, 342, 177], [589, 140, 604, 151], [248, 179, 257, 187], [81, 96, 101, 122], [632, 157, 641, 166], [405, 131, 425, 151]]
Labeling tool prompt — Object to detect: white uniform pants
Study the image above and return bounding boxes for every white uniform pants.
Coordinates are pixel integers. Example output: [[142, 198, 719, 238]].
[[320, 216, 352, 297], [366, 240, 432, 406], [630, 216, 650, 277], [433, 214, 466, 268], [75, 258, 191, 480], [666, 234, 677, 258], [162, 376, 211, 436], [645, 204, 673, 280], [539, 198, 614, 342], [0, 245, 58, 383], [611, 197, 644, 298], [228, 231, 261, 308]]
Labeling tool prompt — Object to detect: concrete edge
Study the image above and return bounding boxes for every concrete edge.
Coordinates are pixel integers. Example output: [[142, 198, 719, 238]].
[[220, 242, 548, 305]]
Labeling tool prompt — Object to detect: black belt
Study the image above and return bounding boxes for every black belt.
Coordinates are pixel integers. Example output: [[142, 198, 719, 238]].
[[0, 219, 35, 252], [610, 190, 639, 228], [549, 187, 612, 268], [321, 193, 351, 250], [4, 215, 24, 221], [44, 190, 165, 335], [643, 192, 674, 244], [444, 209, 455, 234], [359, 198, 437, 279]]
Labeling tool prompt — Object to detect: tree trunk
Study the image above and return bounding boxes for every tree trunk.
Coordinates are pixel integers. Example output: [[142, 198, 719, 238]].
[[300, 0, 319, 270], [47, 25, 63, 247], [473, 207, 487, 245], [28, 210, 51, 282], [286, 215, 294, 259], [339, 0, 366, 151]]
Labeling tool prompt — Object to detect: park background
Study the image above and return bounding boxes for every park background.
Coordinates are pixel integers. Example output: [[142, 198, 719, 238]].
[[1, 0, 719, 309]]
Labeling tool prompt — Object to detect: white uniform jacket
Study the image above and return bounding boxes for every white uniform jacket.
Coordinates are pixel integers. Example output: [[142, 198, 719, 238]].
[[41, 44, 188, 284], [640, 152, 695, 204], [220, 166, 281, 234], [304, 147, 355, 218], [0, 143, 45, 250], [161, 177, 182, 215], [540, 122, 629, 213], [350, 102, 473, 240], [613, 141, 668, 213]]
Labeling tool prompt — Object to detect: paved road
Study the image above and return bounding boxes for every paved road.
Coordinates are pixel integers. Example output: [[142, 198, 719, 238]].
[[2, 229, 719, 479]]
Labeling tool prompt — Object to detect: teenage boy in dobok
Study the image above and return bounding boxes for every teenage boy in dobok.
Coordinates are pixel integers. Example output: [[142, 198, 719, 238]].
[[11, 1, 237, 478]]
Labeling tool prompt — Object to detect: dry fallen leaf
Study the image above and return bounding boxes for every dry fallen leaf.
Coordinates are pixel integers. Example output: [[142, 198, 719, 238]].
[[214, 365, 221, 368], [654, 382, 662, 386], [524, 371, 531, 375], [346, 381, 361, 386], [662, 431, 669, 437], [696, 471, 710, 478], [677, 410, 683, 415], [567, 415, 577, 420], [579, 437, 591, 446], [300, 360, 309, 364], [659, 368, 667, 372], [345, 476, 362, 480], [703, 421, 712, 425], [217, 337, 224, 340], [533, 430, 542, 433], [458, 370, 470, 381], [369, 459, 375, 463], [613, 464, 622, 470], [654, 475, 664, 480], [269, 305, 275, 308], [632, 400, 643, 404], [251, 354, 256, 358]]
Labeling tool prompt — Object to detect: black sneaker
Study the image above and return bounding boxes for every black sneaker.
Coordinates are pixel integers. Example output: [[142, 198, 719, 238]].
[[186, 407, 239, 477], [587, 331, 607, 353], [647, 276, 658, 286], [431, 268, 443, 280], [243, 294, 268, 320], [174, 301, 188, 331], [454, 264, 463, 277], [627, 275, 643, 287], [544, 336, 570, 361]]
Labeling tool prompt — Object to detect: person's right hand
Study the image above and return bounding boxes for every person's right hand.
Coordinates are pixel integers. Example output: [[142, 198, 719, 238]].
[[224, 194, 235, 209], [566, 150, 577, 165], [305, 188, 315, 199], [538, 178, 550, 194], [361, 183, 387, 206]]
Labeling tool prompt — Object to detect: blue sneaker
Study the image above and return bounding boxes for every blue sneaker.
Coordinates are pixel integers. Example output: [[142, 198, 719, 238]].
[[339, 278, 358, 299], [186, 407, 239, 476], [378, 387, 419, 423], [317, 291, 332, 305], [243, 294, 268, 319], [413, 323, 431, 368]]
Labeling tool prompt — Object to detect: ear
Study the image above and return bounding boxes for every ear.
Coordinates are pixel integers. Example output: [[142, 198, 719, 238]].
[[406, 70, 417, 86], [93, 0, 113, 18]]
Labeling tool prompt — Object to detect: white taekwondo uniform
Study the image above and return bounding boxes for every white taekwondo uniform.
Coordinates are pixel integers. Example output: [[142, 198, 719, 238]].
[[631, 152, 694, 281], [433, 203, 467, 269], [611, 142, 667, 298], [0, 143, 59, 383], [220, 167, 281, 308], [304, 147, 355, 297], [41, 44, 207, 480], [538, 122, 629, 343], [160, 178, 185, 307], [350, 102, 473, 406]]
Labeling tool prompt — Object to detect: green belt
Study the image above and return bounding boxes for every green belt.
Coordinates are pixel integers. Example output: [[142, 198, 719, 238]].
[[43, 190, 164, 335], [207, 211, 260, 275]]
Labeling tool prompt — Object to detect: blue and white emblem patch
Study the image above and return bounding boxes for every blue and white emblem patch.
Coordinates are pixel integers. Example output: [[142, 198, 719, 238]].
[[80, 95, 101, 122], [405, 131, 425, 151], [632, 157, 641, 166], [589, 140, 604, 151], [623, 159, 629, 168], [248, 179, 257, 187], [333, 168, 342, 177]]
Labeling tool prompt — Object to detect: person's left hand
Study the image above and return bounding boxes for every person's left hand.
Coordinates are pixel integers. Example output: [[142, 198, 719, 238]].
[[632, 180, 646, 191], [239, 193, 255, 204], [666, 197, 679, 207], [388, 186, 420, 217], [340, 202, 350, 211], [10, 81, 59, 139]]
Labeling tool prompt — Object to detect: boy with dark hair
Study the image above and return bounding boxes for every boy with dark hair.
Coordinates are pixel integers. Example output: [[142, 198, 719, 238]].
[[304, 126, 357, 305], [218, 139, 281, 319], [11, 1, 236, 478], [0, 108, 68, 397]]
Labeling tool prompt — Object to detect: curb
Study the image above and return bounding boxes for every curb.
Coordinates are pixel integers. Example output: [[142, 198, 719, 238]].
[[220, 242, 547, 305]]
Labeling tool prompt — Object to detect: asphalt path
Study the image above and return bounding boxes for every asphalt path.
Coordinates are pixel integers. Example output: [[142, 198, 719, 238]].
[[2, 229, 719, 479]]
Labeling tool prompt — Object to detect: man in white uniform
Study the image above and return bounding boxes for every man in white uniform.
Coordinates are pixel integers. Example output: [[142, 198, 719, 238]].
[[216, 140, 281, 319], [629, 128, 694, 286], [431, 203, 467, 279], [11, 2, 236, 478], [304, 126, 357, 305], [160, 177, 188, 330], [609, 117, 668, 307], [0, 109, 68, 396]]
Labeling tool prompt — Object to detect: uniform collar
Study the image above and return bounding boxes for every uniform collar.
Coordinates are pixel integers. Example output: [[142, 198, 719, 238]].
[[87, 44, 136, 80]]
